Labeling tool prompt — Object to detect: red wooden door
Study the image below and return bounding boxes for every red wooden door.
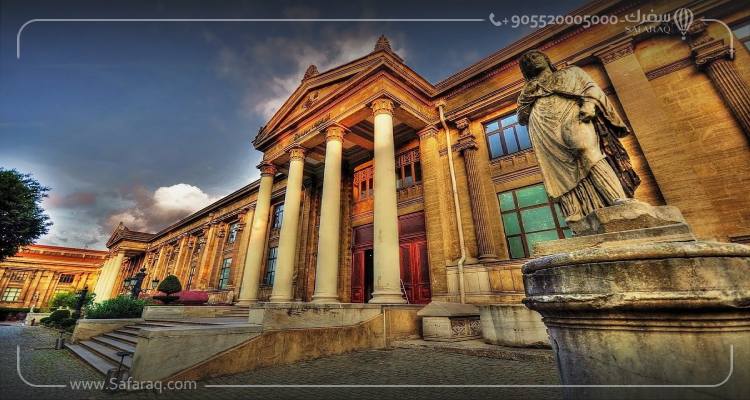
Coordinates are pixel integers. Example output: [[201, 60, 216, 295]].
[[350, 250, 365, 303], [399, 239, 431, 304]]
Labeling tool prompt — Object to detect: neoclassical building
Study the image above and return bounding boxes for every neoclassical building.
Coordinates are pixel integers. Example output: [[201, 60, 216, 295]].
[[0, 245, 106, 309], [96, 0, 750, 307]]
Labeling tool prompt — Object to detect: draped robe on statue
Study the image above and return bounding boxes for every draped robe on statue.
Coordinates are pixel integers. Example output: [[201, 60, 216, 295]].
[[517, 66, 640, 223]]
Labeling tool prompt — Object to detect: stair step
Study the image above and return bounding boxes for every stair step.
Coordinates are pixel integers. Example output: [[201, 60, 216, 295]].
[[93, 336, 137, 352], [80, 340, 133, 368], [107, 331, 139, 344], [131, 322, 177, 328], [65, 343, 118, 375], [118, 327, 140, 335]]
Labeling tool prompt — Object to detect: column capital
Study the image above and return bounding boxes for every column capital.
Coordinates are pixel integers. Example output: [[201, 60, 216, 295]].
[[288, 145, 307, 161], [417, 126, 438, 140], [454, 133, 479, 153], [371, 98, 394, 117], [257, 161, 277, 177], [325, 125, 345, 142], [594, 38, 634, 65], [691, 37, 733, 68]]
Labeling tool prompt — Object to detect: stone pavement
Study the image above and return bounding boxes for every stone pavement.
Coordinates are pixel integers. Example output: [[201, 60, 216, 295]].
[[1, 324, 562, 400]]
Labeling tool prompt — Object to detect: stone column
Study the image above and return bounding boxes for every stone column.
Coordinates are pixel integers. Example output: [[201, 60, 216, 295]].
[[237, 162, 277, 305], [455, 118, 498, 261], [417, 126, 449, 298], [312, 126, 345, 303], [594, 38, 719, 229], [689, 23, 750, 138], [97, 250, 124, 301], [269, 146, 307, 303], [92, 256, 113, 303], [370, 98, 406, 304]]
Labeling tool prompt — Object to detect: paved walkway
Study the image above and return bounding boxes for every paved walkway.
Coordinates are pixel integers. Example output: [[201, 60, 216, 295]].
[[1, 324, 563, 400]]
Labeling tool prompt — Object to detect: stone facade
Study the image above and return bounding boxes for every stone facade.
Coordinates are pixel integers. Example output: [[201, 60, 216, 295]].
[[0, 245, 106, 309], [95, 0, 750, 308]]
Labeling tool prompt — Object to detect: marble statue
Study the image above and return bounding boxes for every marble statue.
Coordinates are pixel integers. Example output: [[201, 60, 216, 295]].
[[517, 49, 640, 227]]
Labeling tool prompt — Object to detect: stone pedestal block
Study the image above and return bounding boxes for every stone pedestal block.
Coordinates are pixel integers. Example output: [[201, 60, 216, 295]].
[[523, 201, 750, 399], [418, 301, 481, 341], [479, 304, 549, 348]]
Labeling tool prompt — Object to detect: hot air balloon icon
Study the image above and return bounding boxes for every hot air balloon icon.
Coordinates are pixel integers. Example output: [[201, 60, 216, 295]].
[[673, 7, 694, 39]]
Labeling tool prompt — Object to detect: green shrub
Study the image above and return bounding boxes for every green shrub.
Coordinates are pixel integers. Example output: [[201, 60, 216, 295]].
[[39, 317, 50, 324], [48, 291, 95, 310], [157, 275, 182, 295], [84, 295, 148, 319], [48, 291, 75, 309], [60, 318, 77, 328], [49, 309, 71, 322]]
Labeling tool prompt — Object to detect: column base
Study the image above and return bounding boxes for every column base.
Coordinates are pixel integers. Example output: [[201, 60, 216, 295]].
[[368, 291, 407, 304], [234, 299, 259, 306], [268, 295, 294, 303], [310, 295, 341, 304]]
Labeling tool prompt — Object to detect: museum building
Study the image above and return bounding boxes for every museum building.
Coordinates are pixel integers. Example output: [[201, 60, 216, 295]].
[[93, 0, 750, 308], [0, 245, 106, 309]]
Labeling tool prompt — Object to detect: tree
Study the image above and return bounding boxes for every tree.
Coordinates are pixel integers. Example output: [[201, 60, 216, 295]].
[[0, 168, 51, 261]]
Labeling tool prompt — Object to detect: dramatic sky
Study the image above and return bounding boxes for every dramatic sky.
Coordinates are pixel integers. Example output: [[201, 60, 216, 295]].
[[0, 0, 585, 249]]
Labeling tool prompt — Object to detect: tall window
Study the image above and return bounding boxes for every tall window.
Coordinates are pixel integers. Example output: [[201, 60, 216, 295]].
[[353, 168, 374, 202], [395, 148, 422, 190], [484, 113, 531, 159], [58, 274, 74, 284], [263, 246, 278, 285], [734, 20, 750, 50], [2, 288, 21, 302], [271, 203, 284, 230], [498, 184, 572, 259], [227, 222, 240, 244], [218, 258, 232, 289]]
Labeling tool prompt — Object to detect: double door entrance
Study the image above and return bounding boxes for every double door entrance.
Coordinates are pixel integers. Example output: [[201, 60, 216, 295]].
[[350, 211, 431, 304]]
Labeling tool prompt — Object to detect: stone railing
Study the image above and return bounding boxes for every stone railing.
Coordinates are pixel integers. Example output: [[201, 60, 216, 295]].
[[206, 289, 235, 305]]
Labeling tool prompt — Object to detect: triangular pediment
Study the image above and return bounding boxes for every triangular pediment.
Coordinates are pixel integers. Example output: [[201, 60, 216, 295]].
[[254, 42, 435, 149], [105, 222, 154, 248]]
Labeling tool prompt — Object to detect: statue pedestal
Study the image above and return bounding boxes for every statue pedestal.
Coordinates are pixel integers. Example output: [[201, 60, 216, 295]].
[[523, 201, 750, 399]]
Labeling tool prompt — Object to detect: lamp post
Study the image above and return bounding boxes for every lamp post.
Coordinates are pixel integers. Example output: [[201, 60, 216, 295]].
[[151, 277, 160, 292], [73, 286, 88, 319], [130, 267, 148, 299]]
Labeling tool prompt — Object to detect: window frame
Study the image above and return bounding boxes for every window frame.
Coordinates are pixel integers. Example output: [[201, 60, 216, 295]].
[[395, 148, 422, 190], [271, 203, 284, 231], [263, 246, 278, 286], [484, 112, 532, 160], [226, 222, 240, 244], [499, 184, 571, 259], [733, 19, 750, 50], [2, 287, 21, 302], [58, 274, 74, 284], [217, 257, 232, 289]]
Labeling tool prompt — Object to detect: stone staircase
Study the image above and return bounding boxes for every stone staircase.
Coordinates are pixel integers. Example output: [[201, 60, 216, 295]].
[[66, 321, 155, 374], [216, 305, 250, 318], [66, 306, 252, 375]]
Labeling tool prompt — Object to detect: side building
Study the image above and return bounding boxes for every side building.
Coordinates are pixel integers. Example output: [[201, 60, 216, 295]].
[[94, 0, 750, 307], [0, 245, 107, 309]]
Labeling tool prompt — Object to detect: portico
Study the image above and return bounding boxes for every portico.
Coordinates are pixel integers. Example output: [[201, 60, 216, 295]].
[[239, 93, 428, 304]]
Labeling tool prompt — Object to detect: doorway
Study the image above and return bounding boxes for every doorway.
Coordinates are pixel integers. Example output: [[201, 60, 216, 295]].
[[350, 212, 431, 304]]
